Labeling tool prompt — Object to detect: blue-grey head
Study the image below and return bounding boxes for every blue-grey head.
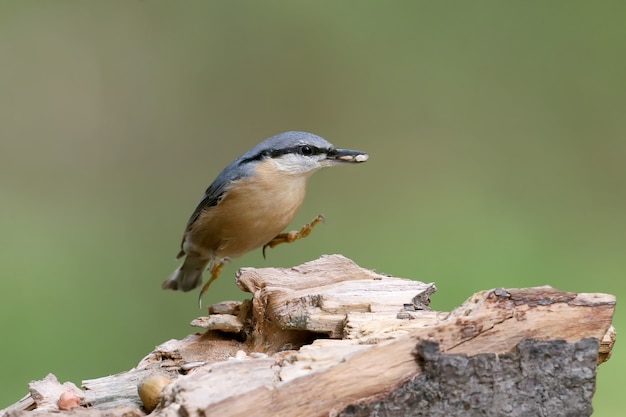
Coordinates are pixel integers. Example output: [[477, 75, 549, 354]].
[[236, 131, 368, 176], [191, 131, 368, 222]]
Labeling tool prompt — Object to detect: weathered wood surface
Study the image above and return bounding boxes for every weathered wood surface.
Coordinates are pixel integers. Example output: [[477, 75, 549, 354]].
[[235, 255, 437, 350], [1, 255, 616, 417], [1, 374, 84, 415]]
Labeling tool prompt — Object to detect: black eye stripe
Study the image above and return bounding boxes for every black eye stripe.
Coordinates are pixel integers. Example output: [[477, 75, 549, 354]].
[[239, 145, 331, 165], [273, 145, 326, 157], [265, 146, 327, 158]]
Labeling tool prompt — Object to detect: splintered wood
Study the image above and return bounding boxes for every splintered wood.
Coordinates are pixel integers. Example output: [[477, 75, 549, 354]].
[[235, 254, 437, 348], [2, 255, 616, 417]]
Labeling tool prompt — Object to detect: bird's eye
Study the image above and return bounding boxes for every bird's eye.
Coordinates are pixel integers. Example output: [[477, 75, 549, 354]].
[[300, 145, 313, 156]]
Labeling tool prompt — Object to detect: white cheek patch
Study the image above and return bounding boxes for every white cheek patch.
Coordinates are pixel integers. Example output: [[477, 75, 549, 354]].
[[272, 153, 323, 174]]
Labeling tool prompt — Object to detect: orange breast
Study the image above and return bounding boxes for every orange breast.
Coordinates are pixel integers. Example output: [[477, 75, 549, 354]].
[[184, 162, 308, 260]]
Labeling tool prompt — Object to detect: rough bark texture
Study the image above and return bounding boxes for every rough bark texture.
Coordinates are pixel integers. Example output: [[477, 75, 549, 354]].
[[339, 339, 599, 417], [1, 255, 616, 417]]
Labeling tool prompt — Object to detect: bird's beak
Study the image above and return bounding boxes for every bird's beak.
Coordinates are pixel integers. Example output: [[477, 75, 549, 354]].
[[325, 148, 369, 164]]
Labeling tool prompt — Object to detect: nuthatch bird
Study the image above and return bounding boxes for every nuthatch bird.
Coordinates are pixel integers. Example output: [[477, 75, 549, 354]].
[[162, 131, 368, 305]]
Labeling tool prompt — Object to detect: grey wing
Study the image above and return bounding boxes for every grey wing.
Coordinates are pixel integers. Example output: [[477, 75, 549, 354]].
[[184, 180, 229, 231], [176, 180, 231, 258], [175, 156, 256, 258], [183, 161, 250, 231]]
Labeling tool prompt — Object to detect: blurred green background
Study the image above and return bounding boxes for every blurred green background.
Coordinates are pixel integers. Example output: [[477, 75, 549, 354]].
[[0, 1, 623, 414]]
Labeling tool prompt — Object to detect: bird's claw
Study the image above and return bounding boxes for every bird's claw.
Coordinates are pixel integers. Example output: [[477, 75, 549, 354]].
[[262, 214, 326, 259], [197, 261, 227, 309]]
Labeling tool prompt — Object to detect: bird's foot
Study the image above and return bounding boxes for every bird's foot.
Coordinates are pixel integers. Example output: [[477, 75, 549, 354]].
[[262, 214, 326, 259], [198, 260, 228, 309]]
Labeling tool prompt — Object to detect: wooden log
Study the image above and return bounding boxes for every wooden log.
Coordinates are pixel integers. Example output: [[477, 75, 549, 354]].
[[1, 255, 616, 417]]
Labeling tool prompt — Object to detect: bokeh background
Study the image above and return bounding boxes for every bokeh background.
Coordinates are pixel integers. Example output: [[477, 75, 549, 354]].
[[1, 1, 623, 414]]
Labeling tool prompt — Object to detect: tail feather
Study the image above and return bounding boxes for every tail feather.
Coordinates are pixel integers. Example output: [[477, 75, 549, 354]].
[[162, 256, 210, 292]]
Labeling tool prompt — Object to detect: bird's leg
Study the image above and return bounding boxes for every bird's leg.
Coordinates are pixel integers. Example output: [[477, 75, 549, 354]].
[[263, 214, 326, 259], [198, 260, 227, 309]]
